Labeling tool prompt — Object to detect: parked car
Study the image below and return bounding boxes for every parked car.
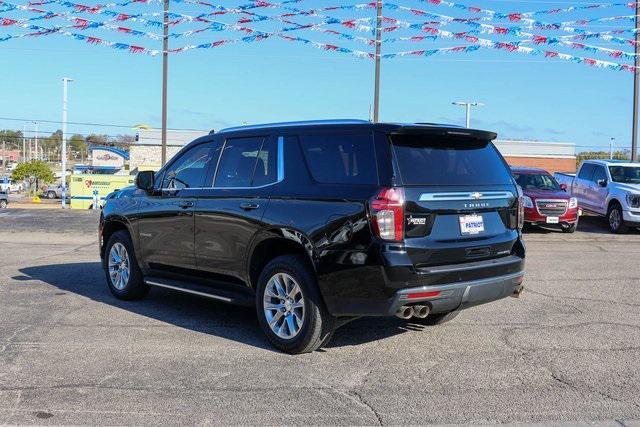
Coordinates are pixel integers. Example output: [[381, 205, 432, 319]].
[[558, 160, 640, 233], [0, 191, 7, 208], [43, 184, 64, 199], [99, 120, 526, 354], [512, 167, 579, 233], [0, 179, 24, 193]]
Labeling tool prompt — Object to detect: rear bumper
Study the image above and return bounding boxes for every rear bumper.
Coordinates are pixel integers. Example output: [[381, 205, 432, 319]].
[[388, 271, 524, 316], [318, 240, 525, 317]]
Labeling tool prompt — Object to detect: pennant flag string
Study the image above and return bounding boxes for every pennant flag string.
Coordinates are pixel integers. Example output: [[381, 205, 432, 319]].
[[389, 26, 638, 60], [0, 19, 159, 53], [383, 41, 636, 73], [411, 0, 637, 20]]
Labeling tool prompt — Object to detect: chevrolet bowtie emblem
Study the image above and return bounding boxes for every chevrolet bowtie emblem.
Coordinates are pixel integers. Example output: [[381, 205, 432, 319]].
[[471, 192, 482, 200]]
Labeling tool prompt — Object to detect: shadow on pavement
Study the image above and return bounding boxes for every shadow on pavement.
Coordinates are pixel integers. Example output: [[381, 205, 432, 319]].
[[17, 262, 417, 353]]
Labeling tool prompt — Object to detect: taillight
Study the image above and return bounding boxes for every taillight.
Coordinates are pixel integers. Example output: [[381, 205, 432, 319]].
[[517, 196, 525, 230], [370, 187, 405, 242]]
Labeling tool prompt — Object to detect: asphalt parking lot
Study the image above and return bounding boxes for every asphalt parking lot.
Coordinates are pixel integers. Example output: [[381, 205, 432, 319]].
[[0, 208, 639, 425]]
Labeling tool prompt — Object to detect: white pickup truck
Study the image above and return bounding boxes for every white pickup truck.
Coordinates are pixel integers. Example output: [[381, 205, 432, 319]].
[[554, 160, 640, 233]]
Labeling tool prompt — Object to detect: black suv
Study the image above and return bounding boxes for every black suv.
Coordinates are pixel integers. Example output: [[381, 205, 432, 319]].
[[100, 120, 525, 354]]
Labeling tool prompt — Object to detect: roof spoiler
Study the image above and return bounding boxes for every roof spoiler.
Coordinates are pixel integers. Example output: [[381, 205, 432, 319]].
[[392, 126, 497, 141]]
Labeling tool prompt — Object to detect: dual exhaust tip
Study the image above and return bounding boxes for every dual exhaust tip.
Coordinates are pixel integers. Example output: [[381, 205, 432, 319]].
[[396, 305, 430, 320]]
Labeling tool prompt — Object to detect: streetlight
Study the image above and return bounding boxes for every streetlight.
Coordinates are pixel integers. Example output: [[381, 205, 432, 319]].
[[62, 77, 73, 209], [452, 101, 484, 129], [610, 137, 616, 159]]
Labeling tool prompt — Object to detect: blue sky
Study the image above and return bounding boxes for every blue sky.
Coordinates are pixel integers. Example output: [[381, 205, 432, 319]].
[[0, 0, 636, 153]]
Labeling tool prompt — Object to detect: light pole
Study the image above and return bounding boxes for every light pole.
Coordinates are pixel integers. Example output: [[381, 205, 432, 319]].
[[610, 137, 615, 159], [62, 77, 73, 209], [452, 101, 484, 128]]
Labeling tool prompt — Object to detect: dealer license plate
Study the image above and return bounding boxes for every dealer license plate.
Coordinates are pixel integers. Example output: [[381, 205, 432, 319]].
[[546, 216, 559, 224], [459, 214, 485, 235]]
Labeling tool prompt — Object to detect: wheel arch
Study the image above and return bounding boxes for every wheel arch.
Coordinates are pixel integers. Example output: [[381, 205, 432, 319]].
[[101, 216, 134, 259], [246, 228, 317, 291]]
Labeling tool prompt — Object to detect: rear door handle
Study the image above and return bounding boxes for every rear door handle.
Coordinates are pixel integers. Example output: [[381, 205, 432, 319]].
[[240, 202, 260, 210], [178, 201, 194, 209]]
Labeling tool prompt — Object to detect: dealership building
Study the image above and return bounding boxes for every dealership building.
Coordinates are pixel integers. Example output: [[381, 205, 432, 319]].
[[129, 128, 577, 175], [494, 140, 576, 174]]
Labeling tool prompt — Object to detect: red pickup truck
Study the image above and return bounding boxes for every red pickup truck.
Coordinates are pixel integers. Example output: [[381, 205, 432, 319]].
[[511, 167, 580, 233]]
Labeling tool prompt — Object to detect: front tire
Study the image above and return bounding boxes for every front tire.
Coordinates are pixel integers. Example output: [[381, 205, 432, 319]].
[[103, 230, 149, 300], [47, 191, 56, 199], [256, 255, 335, 354], [0, 200, 6, 209], [563, 222, 578, 233], [608, 202, 629, 234]]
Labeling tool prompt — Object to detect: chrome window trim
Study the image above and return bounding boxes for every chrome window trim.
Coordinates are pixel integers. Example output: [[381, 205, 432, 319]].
[[419, 191, 514, 202], [159, 136, 284, 192]]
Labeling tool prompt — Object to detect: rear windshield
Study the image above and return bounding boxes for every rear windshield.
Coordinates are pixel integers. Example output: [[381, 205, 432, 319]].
[[391, 135, 512, 186]]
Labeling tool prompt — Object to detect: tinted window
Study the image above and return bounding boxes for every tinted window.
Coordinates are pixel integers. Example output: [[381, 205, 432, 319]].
[[299, 134, 377, 185], [161, 143, 216, 189], [391, 135, 512, 185], [514, 173, 560, 190], [592, 166, 607, 183], [609, 166, 640, 184], [214, 137, 264, 188], [252, 138, 278, 187], [578, 164, 595, 181]]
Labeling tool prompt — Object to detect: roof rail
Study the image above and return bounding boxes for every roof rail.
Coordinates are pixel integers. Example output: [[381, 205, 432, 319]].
[[217, 119, 371, 133]]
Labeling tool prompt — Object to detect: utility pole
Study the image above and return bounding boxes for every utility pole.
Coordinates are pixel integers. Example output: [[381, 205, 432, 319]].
[[161, 0, 169, 166], [62, 77, 73, 209], [34, 122, 39, 161], [452, 101, 484, 128], [22, 124, 26, 162], [372, 0, 382, 123], [1, 140, 5, 176], [632, 0, 640, 162]]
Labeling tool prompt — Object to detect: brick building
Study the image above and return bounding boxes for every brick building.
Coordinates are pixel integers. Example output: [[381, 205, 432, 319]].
[[0, 149, 21, 164], [494, 140, 576, 174]]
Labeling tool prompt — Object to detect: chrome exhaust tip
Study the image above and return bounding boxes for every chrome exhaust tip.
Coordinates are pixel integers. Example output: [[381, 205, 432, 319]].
[[412, 305, 430, 319], [395, 306, 413, 319]]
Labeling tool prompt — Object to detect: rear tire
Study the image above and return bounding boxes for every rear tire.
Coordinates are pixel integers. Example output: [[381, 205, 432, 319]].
[[607, 202, 629, 234], [256, 255, 335, 354], [414, 310, 460, 326], [0, 200, 6, 209], [103, 230, 149, 300], [47, 191, 56, 199]]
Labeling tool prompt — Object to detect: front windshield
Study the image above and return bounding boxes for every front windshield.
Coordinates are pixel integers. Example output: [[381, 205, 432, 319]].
[[609, 166, 640, 184], [514, 173, 560, 191]]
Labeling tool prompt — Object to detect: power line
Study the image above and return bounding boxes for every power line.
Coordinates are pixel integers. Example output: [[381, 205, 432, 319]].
[[0, 115, 205, 131]]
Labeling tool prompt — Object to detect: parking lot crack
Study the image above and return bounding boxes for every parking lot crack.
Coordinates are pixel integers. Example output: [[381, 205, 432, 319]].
[[351, 390, 383, 426]]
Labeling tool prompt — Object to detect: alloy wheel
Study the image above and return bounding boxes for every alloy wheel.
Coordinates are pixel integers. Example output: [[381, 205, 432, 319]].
[[609, 208, 621, 231], [108, 242, 130, 290], [263, 272, 305, 340]]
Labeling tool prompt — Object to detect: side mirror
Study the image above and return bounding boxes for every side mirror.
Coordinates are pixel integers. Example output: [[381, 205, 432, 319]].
[[135, 170, 155, 192], [560, 183, 567, 191], [597, 179, 608, 188]]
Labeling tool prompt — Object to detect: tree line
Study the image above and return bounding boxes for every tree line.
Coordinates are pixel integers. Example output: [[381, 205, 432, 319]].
[[0, 129, 135, 161]]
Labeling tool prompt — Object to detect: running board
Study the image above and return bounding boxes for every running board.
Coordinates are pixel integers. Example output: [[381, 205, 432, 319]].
[[144, 277, 253, 306]]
